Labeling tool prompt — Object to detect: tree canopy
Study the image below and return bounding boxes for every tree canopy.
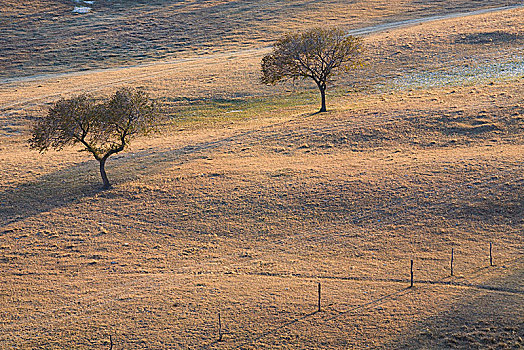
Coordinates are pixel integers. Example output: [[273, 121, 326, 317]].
[[261, 27, 363, 113], [30, 87, 159, 189]]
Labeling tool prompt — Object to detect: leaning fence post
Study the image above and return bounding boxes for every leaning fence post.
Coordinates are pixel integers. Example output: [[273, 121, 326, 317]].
[[218, 311, 223, 341], [410, 260, 414, 288]]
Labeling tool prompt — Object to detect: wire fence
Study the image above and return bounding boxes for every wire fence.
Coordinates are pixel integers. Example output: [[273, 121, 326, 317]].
[[208, 246, 523, 349], [1, 239, 522, 348]]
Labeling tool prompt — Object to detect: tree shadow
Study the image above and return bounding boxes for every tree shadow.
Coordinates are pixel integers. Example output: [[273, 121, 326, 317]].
[[0, 126, 269, 229], [0, 159, 103, 228], [0, 150, 182, 229]]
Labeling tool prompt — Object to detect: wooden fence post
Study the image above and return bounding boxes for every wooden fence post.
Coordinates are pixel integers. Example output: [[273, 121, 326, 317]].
[[218, 312, 223, 342], [410, 260, 414, 288], [318, 282, 321, 312], [490, 242, 493, 266], [451, 248, 454, 276]]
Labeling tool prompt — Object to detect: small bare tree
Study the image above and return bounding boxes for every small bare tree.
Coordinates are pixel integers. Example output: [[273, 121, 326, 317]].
[[261, 27, 363, 113], [30, 87, 159, 189]]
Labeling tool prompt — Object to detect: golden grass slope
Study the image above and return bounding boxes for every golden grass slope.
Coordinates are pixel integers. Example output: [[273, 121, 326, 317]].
[[1, 81, 522, 348], [0, 4, 523, 350]]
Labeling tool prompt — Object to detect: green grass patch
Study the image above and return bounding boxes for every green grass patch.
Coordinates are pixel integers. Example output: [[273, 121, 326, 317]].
[[162, 89, 321, 127], [159, 83, 376, 130]]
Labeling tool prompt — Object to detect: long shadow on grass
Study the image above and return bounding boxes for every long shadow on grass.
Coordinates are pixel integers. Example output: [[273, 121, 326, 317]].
[[0, 150, 199, 228], [3, 106, 520, 229], [0, 109, 325, 229], [223, 260, 523, 349], [223, 288, 411, 350], [386, 266, 524, 349], [0, 159, 103, 228], [0, 125, 282, 228]]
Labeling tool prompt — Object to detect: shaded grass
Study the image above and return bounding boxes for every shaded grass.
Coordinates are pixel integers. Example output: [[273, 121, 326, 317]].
[[0, 7, 523, 349], [2, 0, 520, 79], [1, 85, 522, 348], [392, 266, 524, 349]]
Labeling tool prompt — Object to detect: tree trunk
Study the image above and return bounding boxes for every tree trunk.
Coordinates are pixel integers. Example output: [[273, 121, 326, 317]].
[[99, 157, 111, 189], [318, 85, 327, 113]]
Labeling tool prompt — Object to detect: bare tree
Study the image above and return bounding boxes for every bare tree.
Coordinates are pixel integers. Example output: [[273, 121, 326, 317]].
[[30, 87, 159, 189], [261, 27, 363, 113]]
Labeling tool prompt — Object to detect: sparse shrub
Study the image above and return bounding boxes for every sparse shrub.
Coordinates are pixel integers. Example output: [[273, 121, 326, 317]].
[[29, 87, 160, 189], [261, 27, 364, 113]]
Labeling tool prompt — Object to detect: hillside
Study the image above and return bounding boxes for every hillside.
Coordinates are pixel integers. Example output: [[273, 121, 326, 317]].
[[0, 2, 523, 349], [0, 0, 521, 79]]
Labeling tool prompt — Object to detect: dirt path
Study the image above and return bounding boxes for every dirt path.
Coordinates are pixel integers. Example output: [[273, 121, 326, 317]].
[[0, 4, 521, 113], [345, 4, 523, 35], [3, 3, 522, 87]]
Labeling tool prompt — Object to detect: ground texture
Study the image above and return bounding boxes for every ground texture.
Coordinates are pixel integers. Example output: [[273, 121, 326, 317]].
[[0, 1, 523, 349]]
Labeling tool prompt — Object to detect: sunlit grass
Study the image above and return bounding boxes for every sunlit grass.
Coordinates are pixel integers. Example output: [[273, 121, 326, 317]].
[[162, 89, 319, 125]]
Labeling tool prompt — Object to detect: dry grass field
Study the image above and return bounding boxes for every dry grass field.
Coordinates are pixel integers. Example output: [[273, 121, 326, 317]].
[[1, 0, 522, 80], [0, 1, 523, 349]]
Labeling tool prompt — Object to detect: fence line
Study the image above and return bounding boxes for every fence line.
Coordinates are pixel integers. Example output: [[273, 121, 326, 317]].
[[2, 243, 521, 348], [215, 252, 523, 349]]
